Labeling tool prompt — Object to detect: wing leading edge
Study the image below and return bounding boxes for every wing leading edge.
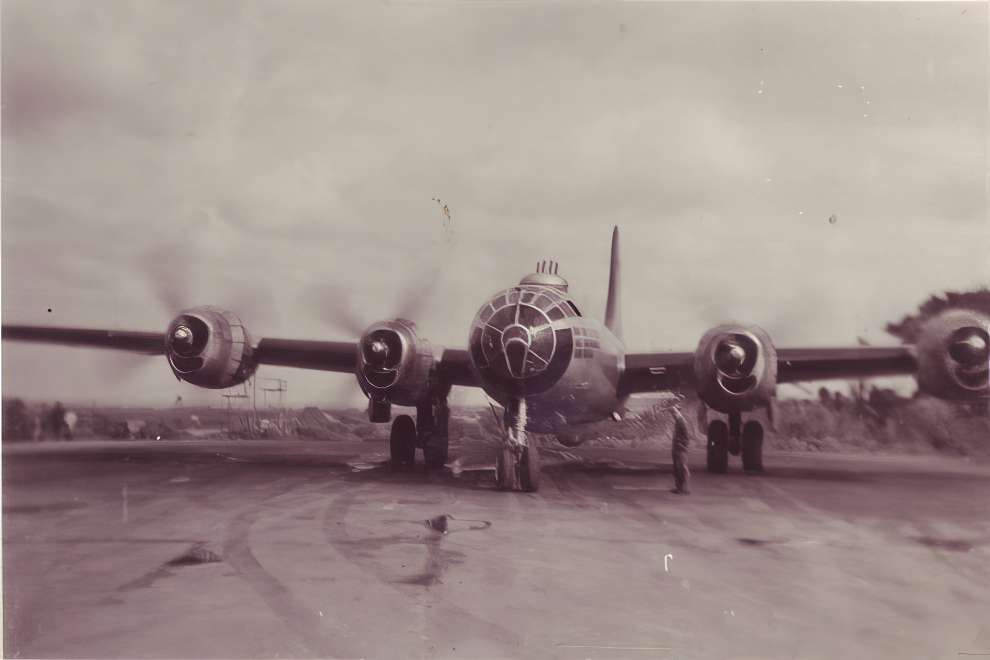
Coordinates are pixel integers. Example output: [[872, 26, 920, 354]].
[[2, 325, 480, 387], [1, 325, 167, 354]]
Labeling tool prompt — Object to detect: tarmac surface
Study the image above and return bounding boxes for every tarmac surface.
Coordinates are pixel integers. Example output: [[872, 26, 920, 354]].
[[3, 438, 990, 660]]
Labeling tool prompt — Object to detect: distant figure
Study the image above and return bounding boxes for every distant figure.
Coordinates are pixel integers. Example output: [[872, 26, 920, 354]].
[[670, 405, 691, 495]]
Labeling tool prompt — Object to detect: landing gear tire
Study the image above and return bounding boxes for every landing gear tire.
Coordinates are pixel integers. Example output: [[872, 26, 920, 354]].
[[520, 445, 540, 493], [495, 446, 516, 491], [741, 420, 764, 473], [417, 391, 450, 469], [389, 415, 417, 466], [707, 420, 729, 474]]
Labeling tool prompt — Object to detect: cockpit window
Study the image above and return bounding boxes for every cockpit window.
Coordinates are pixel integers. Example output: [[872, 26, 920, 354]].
[[517, 305, 545, 329]]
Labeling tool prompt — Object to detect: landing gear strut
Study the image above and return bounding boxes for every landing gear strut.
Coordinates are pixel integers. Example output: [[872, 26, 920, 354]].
[[495, 398, 540, 492], [706, 412, 764, 474]]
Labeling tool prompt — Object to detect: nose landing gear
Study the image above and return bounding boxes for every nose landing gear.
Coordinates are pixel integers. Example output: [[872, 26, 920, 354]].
[[495, 398, 540, 492]]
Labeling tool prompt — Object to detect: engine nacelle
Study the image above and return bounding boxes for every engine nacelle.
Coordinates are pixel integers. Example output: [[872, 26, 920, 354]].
[[165, 306, 257, 389], [694, 324, 777, 413], [916, 309, 989, 400], [356, 318, 438, 410]]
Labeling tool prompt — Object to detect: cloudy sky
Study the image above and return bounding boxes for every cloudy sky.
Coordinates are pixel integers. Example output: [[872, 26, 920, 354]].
[[2, 1, 987, 407]]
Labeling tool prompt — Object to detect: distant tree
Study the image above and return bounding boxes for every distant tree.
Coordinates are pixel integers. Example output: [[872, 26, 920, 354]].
[[43, 401, 69, 439], [818, 387, 832, 408], [885, 288, 990, 344], [868, 386, 901, 423], [3, 399, 33, 441]]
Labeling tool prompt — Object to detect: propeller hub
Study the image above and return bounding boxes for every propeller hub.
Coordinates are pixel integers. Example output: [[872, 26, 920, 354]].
[[366, 339, 389, 366], [949, 331, 989, 368], [171, 324, 196, 354], [715, 340, 747, 373]]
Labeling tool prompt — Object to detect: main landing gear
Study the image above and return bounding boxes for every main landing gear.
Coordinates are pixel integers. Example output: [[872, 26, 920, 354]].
[[706, 411, 764, 474], [388, 392, 450, 468], [495, 398, 540, 492]]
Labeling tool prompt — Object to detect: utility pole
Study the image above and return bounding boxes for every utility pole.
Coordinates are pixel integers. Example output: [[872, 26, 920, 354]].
[[220, 383, 250, 437], [261, 378, 288, 436]]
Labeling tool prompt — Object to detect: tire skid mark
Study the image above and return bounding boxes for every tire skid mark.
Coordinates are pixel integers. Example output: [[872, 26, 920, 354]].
[[222, 476, 360, 660], [323, 486, 524, 654]]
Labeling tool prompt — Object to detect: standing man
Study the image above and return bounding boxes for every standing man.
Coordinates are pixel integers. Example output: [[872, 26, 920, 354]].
[[670, 403, 691, 495]]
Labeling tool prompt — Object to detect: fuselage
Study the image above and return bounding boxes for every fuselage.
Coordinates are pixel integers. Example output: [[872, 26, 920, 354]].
[[467, 277, 626, 435]]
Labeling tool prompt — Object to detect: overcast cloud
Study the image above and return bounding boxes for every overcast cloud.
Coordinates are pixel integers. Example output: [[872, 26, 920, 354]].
[[2, 1, 987, 406]]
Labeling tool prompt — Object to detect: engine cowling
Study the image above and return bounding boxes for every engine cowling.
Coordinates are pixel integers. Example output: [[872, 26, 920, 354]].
[[356, 318, 438, 408], [694, 324, 777, 412], [165, 306, 257, 389], [916, 309, 989, 400]]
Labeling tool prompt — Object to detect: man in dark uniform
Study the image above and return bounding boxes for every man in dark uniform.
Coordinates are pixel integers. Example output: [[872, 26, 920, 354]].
[[670, 403, 691, 495]]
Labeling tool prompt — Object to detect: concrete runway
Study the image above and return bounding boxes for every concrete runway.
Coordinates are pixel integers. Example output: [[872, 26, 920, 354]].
[[3, 438, 989, 660]]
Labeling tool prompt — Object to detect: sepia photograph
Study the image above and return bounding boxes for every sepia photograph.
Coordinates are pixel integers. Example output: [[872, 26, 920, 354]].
[[2, 1, 988, 658]]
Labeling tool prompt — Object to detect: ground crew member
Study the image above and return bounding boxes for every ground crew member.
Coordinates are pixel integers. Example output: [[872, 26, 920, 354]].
[[670, 404, 691, 495]]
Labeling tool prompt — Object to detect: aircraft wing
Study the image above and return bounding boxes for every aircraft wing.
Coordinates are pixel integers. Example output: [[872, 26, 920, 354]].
[[1, 325, 167, 354], [255, 339, 479, 386], [619, 351, 696, 395], [620, 345, 918, 395], [1, 325, 481, 387], [775, 346, 916, 382]]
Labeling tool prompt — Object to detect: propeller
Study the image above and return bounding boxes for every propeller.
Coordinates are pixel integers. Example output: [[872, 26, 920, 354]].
[[91, 237, 281, 386], [303, 260, 447, 339]]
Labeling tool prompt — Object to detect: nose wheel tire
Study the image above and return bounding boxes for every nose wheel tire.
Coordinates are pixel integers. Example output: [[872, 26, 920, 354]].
[[741, 420, 764, 473], [706, 419, 729, 474], [495, 445, 541, 492], [520, 445, 540, 492], [496, 447, 517, 490], [389, 415, 417, 466]]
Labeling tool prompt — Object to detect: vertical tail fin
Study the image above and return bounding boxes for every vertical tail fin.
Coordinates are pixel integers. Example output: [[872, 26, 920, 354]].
[[604, 226, 622, 340]]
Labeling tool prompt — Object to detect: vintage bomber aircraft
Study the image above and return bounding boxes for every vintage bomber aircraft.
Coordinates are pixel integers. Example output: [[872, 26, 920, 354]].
[[3, 227, 988, 491]]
